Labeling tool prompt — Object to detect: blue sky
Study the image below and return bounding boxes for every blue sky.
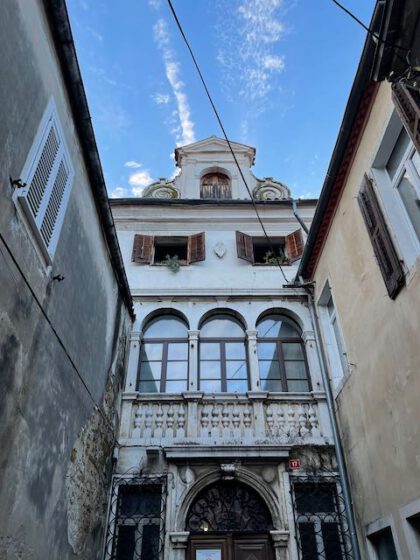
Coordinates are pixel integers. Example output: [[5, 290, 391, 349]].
[[67, 0, 375, 199]]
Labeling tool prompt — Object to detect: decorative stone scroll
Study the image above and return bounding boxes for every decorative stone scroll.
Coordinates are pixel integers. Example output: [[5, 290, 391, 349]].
[[253, 178, 291, 201], [142, 178, 180, 199]]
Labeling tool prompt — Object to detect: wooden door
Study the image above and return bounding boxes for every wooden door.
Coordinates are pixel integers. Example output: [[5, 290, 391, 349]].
[[233, 536, 273, 560], [188, 535, 274, 560]]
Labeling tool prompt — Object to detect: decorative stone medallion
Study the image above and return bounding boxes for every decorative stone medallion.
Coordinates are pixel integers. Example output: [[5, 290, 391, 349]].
[[261, 466, 276, 484], [214, 242, 227, 258], [179, 466, 195, 485]]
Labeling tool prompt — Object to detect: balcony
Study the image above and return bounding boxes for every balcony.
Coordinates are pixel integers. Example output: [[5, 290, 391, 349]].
[[119, 392, 331, 454]]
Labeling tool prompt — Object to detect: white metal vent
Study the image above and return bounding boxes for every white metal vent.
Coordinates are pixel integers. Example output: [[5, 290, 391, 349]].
[[16, 100, 74, 262]]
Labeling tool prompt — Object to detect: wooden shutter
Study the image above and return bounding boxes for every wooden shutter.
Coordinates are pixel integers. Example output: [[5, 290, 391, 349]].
[[285, 229, 304, 263], [188, 232, 206, 263], [392, 83, 420, 153], [357, 174, 405, 299], [132, 234, 154, 263], [236, 231, 254, 262]]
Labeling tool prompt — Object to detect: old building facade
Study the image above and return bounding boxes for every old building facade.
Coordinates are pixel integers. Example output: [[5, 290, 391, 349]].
[[0, 1, 133, 558], [299, 1, 420, 559], [108, 137, 354, 560]]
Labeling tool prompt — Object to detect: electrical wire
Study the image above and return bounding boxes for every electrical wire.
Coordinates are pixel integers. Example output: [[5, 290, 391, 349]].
[[166, 0, 290, 283], [0, 232, 118, 441]]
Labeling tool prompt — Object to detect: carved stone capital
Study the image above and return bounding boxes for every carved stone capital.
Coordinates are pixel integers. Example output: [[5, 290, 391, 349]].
[[169, 532, 190, 549], [270, 530, 290, 547], [246, 329, 258, 339], [302, 330, 315, 344]]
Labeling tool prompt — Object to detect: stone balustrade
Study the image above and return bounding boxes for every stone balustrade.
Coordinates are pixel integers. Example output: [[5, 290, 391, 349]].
[[119, 392, 331, 447]]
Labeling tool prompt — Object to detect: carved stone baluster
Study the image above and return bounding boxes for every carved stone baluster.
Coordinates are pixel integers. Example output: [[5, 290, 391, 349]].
[[154, 403, 164, 440], [222, 403, 231, 441], [232, 403, 241, 440], [211, 404, 221, 440], [132, 403, 143, 438], [176, 403, 186, 439], [144, 404, 153, 441], [243, 403, 252, 441], [266, 403, 275, 437], [288, 405, 297, 441], [298, 404, 309, 438], [200, 404, 210, 440], [277, 406, 287, 443], [309, 404, 321, 439], [166, 404, 175, 440]]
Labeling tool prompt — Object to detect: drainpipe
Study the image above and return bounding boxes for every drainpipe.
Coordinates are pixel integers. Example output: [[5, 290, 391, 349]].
[[291, 199, 309, 234], [291, 280, 361, 560]]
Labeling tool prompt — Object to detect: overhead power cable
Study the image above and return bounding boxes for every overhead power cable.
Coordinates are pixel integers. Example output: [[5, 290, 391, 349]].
[[166, 0, 290, 284]]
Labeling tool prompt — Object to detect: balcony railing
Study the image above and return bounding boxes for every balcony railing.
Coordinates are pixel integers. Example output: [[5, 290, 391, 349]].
[[119, 392, 331, 447]]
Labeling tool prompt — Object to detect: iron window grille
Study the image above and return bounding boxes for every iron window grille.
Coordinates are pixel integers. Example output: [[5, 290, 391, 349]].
[[104, 474, 167, 560]]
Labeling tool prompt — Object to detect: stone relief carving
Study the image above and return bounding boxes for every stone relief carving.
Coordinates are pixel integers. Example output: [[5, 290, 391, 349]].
[[179, 466, 196, 485], [143, 178, 179, 199], [253, 178, 291, 201], [213, 242, 227, 258]]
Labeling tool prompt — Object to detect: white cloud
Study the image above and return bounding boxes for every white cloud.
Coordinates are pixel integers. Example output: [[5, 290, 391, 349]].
[[124, 160, 143, 169], [153, 19, 196, 146], [86, 25, 103, 43], [153, 93, 171, 105], [128, 170, 154, 188], [109, 186, 130, 198], [215, 0, 288, 105], [148, 0, 162, 9]]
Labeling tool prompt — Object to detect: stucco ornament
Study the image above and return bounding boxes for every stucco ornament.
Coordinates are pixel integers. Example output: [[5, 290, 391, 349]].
[[179, 466, 195, 485], [261, 466, 276, 484], [213, 242, 227, 258], [253, 177, 291, 201], [142, 178, 179, 199]]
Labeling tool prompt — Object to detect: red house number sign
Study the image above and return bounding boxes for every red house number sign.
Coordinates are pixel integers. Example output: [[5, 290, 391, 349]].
[[289, 459, 301, 470]]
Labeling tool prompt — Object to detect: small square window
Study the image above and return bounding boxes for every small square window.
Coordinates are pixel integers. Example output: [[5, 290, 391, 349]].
[[368, 527, 398, 560], [153, 237, 188, 264], [252, 238, 287, 265]]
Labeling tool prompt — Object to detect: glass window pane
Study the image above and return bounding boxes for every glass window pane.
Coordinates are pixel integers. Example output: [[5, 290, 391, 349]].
[[165, 380, 187, 393], [386, 127, 410, 180], [200, 379, 222, 392], [259, 360, 281, 379], [225, 342, 246, 359], [257, 342, 278, 360], [200, 315, 244, 337], [282, 343, 304, 360], [139, 361, 161, 382], [261, 378, 283, 392], [200, 343, 220, 359], [138, 381, 160, 393], [167, 343, 188, 360], [284, 361, 308, 380], [332, 317, 347, 371], [141, 343, 163, 361], [144, 315, 188, 338], [397, 170, 420, 240], [287, 379, 310, 392], [200, 361, 221, 379], [257, 315, 300, 338], [166, 361, 188, 380], [226, 361, 247, 379], [226, 379, 248, 393]]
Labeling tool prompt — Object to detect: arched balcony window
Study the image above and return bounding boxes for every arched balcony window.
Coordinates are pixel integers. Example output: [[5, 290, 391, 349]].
[[199, 314, 249, 392], [200, 172, 232, 199], [137, 315, 189, 393], [257, 314, 311, 392]]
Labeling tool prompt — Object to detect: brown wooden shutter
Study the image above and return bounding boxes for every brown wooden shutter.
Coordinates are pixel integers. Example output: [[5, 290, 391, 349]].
[[188, 232, 206, 263], [392, 83, 420, 152], [236, 231, 254, 262], [357, 174, 405, 299], [285, 229, 304, 262], [131, 234, 154, 264]]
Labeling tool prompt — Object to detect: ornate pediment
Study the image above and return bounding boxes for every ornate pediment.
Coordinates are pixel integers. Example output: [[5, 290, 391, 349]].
[[142, 178, 180, 199], [253, 177, 291, 201], [175, 136, 256, 167]]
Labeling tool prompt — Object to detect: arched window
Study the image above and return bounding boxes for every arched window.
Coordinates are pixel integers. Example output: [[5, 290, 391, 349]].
[[257, 314, 311, 392], [137, 315, 189, 393], [201, 172, 232, 199], [199, 314, 248, 392]]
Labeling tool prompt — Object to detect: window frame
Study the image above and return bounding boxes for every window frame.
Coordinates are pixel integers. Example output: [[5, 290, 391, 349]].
[[400, 497, 420, 560], [199, 335, 250, 393], [236, 230, 304, 265], [13, 98, 74, 264], [137, 336, 189, 393], [371, 110, 420, 274], [365, 514, 402, 560]]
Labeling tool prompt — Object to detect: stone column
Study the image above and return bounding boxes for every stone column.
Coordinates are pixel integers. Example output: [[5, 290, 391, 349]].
[[246, 329, 260, 391], [125, 331, 142, 391], [270, 530, 290, 560], [188, 330, 200, 391], [247, 391, 268, 439], [169, 532, 189, 560]]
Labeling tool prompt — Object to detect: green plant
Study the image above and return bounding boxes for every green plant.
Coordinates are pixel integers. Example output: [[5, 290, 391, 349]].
[[263, 250, 288, 266], [165, 254, 180, 273]]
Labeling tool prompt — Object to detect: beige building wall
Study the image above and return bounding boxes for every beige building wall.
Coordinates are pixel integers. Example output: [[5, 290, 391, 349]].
[[312, 81, 420, 559]]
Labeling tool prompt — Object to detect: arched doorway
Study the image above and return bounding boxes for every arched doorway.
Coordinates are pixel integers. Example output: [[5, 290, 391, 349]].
[[186, 480, 275, 560]]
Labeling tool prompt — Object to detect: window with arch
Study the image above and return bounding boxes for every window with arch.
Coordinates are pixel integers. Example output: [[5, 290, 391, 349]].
[[257, 314, 311, 392], [200, 172, 232, 199], [137, 315, 189, 393], [199, 314, 249, 393]]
